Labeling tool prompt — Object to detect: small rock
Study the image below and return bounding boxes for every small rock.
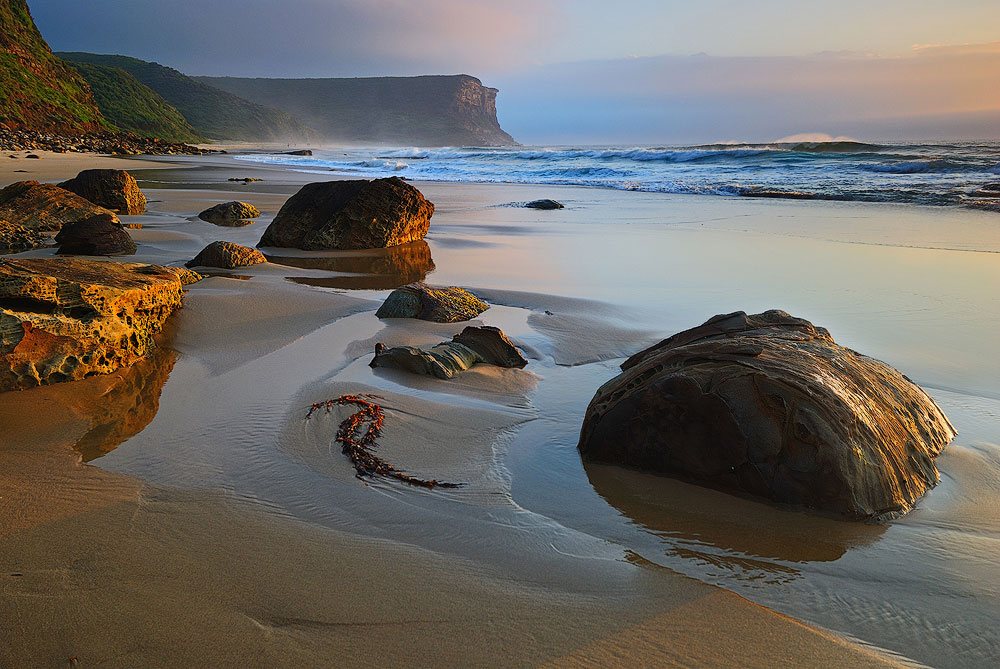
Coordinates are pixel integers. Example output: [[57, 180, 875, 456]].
[[25, 154, 40, 159], [284, 149, 313, 156], [524, 199, 564, 210], [375, 283, 488, 323], [370, 326, 527, 380], [186, 241, 267, 269], [55, 214, 137, 256], [198, 201, 261, 226], [228, 177, 262, 183]]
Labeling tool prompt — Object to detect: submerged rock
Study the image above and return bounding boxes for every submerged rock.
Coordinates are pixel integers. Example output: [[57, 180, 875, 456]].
[[186, 241, 266, 269], [198, 201, 261, 226], [59, 169, 147, 214], [259, 177, 434, 250], [0, 220, 45, 254], [524, 199, 564, 210], [0, 258, 199, 391], [55, 214, 137, 256], [0, 181, 119, 232], [577, 310, 956, 521], [376, 283, 488, 323], [370, 325, 527, 380]]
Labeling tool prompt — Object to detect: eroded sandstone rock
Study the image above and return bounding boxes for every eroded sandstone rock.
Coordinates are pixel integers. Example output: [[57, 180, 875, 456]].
[[0, 258, 199, 391], [259, 177, 433, 250], [376, 283, 488, 323], [0, 181, 119, 232], [59, 169, 147, 214], [370, 325, 527, 379], [198, 201, 261, 226], [186, 241, 266, 269], [577, 310, 956, 520], [55, 214, 137, 256], [0, 220, 45, 254]]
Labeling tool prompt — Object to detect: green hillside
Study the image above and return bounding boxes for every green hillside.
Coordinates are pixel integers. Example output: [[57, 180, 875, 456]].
[[0, 0, 107, 133], [59, 52, 314, 141], [66, 61, 202, 143]]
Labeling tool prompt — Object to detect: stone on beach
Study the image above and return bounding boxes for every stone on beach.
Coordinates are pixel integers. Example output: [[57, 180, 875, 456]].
[[376, 283, 489, 323], [0, 257, 199, 391], [58, 169, 147, 215], [186, 241, 267, 269], [577, 310, 956, 521], [258, 177, 434, 250], [0, 180, 119, 232], [0, 220, 45, 254], [198, 201, 261, 226], [370, 325, 527, 379], [55, 214, 137, 256], [524, 199, 564, 210]]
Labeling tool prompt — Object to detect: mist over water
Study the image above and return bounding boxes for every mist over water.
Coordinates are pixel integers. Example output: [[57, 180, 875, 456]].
[[235, 141, 1000, 207]]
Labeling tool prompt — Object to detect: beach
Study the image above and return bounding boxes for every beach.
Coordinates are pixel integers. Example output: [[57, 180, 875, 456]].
[[1, 150, 998, 668]]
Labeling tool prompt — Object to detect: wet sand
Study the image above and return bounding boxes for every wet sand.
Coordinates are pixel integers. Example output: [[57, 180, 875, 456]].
[[3, 152, 997, 667]]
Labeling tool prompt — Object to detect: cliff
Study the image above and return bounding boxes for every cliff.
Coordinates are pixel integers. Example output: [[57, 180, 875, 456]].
[[195, 74, 517, 146], [59, 53, 314, 142], [0, 0, 107, 133]]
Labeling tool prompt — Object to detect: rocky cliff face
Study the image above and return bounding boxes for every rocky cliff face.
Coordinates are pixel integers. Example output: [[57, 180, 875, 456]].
[[197, 74, 517, 146], [0, 0, 107, 133]]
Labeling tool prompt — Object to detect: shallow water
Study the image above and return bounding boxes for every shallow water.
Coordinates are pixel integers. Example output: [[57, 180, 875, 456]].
[[78, 172, 1000, 667]]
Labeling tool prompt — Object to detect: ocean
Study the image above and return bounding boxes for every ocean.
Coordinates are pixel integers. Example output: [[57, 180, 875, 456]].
[[234, 141, 1000, 207]]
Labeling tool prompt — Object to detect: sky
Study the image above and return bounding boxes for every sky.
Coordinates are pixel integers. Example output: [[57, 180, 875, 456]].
[[30, 0, 1000, 143]]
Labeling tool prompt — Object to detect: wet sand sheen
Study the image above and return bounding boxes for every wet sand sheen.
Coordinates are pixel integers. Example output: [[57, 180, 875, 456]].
[[3, 151, 997, 667]]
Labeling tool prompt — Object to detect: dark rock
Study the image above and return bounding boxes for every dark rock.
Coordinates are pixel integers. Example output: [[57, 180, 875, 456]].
[[0, 220, 45, 254], [55, 214, 137, 256], [370, 326, 527, 379], [577, 310, 956, 521], [59, 169, 147, 214], [258, 177, 434, 250], [198, 201, 261, 226], [186, 241, 266, 269], [25, 154, 40, 159], [970, 183, 1000, 198], [0, 181, 119, 232], [376, 283, 488, 323], [524, 199, 564, 210], [285, 149, 313, 156], [228, 177, 262, 183], [738, 189, 816, 200]]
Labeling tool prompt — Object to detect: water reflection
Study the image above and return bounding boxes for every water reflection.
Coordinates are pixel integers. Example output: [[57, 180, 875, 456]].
[[268, 240, 435, 290], [74, 345, 177, 462], [585, 463, 885, 566]]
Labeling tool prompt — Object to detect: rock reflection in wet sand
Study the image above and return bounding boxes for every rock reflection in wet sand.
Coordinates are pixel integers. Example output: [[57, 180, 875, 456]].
[[585, 463, 885, 572], [268, 240, 435, 290], [74, 344, 177, 462]]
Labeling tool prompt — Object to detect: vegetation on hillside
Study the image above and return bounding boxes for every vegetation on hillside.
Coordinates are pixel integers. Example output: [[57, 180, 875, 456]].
[[60, 52, 315, 141], [66, 61, 202, 143], [0, 0, 108, 133]]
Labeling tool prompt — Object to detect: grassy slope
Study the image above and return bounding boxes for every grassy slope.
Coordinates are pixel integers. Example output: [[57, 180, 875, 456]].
[[67, 61, 202, 143], [59, 52, 314, 141], [0, 0, 107, 133]]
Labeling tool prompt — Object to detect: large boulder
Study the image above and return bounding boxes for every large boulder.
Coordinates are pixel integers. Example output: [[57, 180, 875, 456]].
[[577, 310, 956, 521], [0, 258, 200, 391], [258, 177, 434, 250], [370, 326, 527, 380], [0, 220, 44, 254], [376, 283, 488, 323], [59, 169, 147, 215], [186, 241, 266, 269], [55, 214, 137, 256], [198, 201, 261, 226], [0, 181, 119, 232]]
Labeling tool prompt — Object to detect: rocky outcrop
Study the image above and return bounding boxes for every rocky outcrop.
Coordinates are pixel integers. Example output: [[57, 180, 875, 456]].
[[370, 326, 527, 380], [0, 181, 119, 232], [55, 214, 137, 256], [0, 257, 199, 391], [59, 169, 147, 214], [0, 220, 44, 253], [258, 178, 434, 250], [196, 74, 517, 146], [186, 241, 266, 269], [376, 283, 488, 323], [525, 199, 564, 210], [577, 310, 956, 521], [198, 201, 261, 226], [0, 128, 213, 155]]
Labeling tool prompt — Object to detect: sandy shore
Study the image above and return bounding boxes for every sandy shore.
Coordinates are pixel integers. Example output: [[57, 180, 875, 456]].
[[4, 150, 995, 667]]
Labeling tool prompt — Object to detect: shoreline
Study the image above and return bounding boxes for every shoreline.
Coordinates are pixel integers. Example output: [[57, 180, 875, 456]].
[[3, 150, 996, 667]]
